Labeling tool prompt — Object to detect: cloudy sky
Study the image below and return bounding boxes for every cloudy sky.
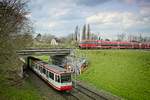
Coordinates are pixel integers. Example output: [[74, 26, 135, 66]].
[[28, 0, 150, 39]]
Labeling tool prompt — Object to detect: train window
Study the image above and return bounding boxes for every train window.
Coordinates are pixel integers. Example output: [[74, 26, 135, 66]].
[[37, 65, 39, 70], [46, 70, 48, 77], [101, 44, 118, 46], [49, 72, 54, 80], [35, 64, 37, 69], [31, 61, 34, 67], [119, 44, 130, 46], [61, 74, 71, 83], [55, 75, 60, 83], [40, 67, 43, 73], [43, 68, 46, 74]]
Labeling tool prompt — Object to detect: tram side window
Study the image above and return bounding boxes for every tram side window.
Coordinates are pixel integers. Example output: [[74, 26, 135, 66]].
[[37, 65, 39, 70], [35, 64, 37, 69], [31, 61, 34, 67], [40, 67, 43, 73], [46, 70, 48, 77], [32, 62, 35, 68], [49, 72, 54, 80], [55, 75, 60, 83], [43, 67, 46, 74]]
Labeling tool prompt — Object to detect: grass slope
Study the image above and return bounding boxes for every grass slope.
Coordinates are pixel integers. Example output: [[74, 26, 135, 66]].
[[0, 75, 41, 100], [78, 50, 150, 100]]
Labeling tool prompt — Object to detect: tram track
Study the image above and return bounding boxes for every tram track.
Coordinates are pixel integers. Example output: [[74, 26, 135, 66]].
[[71, 83, 108, 100], [74, 84, 107, 100], [27, 69, 78, 100], [59, 91, 80, 100]]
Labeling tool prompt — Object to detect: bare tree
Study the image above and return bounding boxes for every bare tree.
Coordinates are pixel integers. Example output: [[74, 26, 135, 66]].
[[0, 0, 32, 79], [87, 24, 91, 40], [82, 24, 86, 40], [128, 35, 138, 42], [74, 25, 78, 42], [117, 33, 126, 41]]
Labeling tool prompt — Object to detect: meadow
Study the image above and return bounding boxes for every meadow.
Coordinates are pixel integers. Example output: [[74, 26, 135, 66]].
[[78, 50, 150, 100]]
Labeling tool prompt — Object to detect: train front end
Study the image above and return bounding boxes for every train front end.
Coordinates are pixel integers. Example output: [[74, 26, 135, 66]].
[[59, 73, 73, 91]]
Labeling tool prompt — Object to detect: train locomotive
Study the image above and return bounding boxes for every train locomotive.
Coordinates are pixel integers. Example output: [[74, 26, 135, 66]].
[[79, 40, 150, 49], [28, 56, 72, 91]]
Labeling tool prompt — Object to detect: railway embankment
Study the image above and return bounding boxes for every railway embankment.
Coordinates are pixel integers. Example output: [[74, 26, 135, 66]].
[[72, 80, 121, 100]]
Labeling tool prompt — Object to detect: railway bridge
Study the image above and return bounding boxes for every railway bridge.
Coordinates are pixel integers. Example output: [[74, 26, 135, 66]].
[[17, 48, 72, 56], [17, 48, 73, 64]]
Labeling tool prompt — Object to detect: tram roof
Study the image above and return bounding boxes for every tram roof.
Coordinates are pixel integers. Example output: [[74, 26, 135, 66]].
[[37, 61, 68, 74]]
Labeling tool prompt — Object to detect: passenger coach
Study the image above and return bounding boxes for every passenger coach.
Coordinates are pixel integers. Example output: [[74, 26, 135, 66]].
[[79, 40, 150, 49], [28, 57, 72, 91]]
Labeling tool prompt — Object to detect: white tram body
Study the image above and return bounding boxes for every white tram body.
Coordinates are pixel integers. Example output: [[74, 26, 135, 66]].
[[28, 57, 72, 91]]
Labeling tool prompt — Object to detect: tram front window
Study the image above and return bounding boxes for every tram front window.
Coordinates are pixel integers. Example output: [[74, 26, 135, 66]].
[[61, 74, 71, 83]]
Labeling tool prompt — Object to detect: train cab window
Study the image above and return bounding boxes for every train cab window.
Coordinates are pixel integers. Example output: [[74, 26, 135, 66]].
[[55, 75, 60, 83], [61, 74, 71, 83], [49, 72, 54, 80]]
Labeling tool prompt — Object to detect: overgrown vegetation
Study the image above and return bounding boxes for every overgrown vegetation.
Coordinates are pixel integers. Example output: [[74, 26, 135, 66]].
[[0, 0, 37, 99], [0, 73, 41, 100], [78, 50, 150, 100], [0, 0, 33, 74]]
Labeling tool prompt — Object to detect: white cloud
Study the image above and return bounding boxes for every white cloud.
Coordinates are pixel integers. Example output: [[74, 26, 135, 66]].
[[48, 8, 70, 17], [48, 21, 59, 28], [35, 20, 60, 29], [139, 6, 150, 17], [86, 11, 150, 29]]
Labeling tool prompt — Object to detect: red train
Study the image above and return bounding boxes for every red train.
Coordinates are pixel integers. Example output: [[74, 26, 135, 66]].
[[79, 40, 150, 49], [28, 57, 72, 91]]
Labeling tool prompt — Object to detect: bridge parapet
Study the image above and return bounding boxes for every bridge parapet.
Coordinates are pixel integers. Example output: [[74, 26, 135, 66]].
[[17, 48, 73, 56]]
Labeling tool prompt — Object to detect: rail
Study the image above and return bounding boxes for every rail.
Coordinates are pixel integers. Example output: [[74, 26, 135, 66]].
[[71, 81, 121, 100]]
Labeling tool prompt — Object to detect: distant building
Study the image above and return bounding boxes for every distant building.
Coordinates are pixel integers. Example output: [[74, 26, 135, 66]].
[[35, 33, 42, 42], [51, 38, 58, 45]]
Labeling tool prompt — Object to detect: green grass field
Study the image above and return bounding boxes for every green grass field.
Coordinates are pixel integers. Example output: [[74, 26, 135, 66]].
[[78, 50, 150, 100]]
